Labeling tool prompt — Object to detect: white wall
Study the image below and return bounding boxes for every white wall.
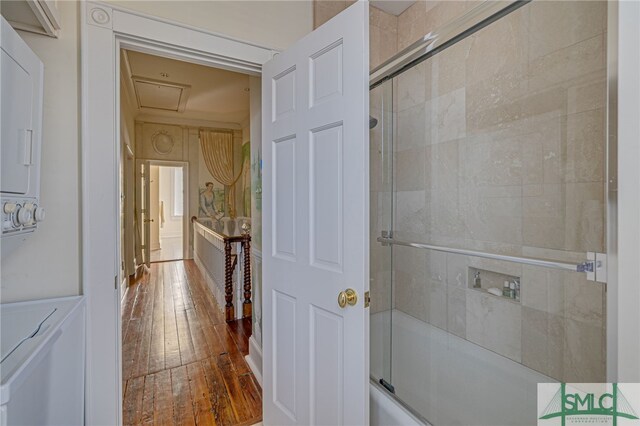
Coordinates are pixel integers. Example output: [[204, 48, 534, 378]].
[[0, 1, 80, 303], [106, 1, 313, 51], [239, 117, 251, 217]]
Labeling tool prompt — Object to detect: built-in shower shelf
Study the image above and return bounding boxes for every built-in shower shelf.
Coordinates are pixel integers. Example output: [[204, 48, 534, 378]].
[[472, 287, 521, 304], [468, 267, 520, 304]]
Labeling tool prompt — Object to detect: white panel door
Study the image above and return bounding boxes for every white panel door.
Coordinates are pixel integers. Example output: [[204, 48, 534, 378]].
[[136, 159, 151, 267], [262, 2, 369, 425]]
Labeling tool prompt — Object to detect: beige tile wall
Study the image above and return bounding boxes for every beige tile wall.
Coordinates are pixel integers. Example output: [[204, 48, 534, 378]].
[[388, 1, 607, 383]]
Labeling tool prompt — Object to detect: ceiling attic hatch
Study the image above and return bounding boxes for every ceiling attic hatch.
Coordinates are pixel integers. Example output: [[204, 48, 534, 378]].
[[132, 76, 191, 113]]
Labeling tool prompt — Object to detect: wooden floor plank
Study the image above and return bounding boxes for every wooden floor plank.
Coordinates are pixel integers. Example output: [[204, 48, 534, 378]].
[[240, 318, 252, 343], [164, 263, 182, 370], [186, 305, 210, 361], [226, 319, 250, 357], [187, 362, 216, 426], [202, 357, 236, 426], [123, 375, 145, 426], [123, 273, 152, 381], [184, 261, 225, 325], [171, 365, 196, 426], [172, 263, 197, 366], [134, 268, 157, 378], [148, 264, 166, 374], [153, 369, 174, 426], [216, 354, 252, 423], [141, 373, 155, 425], [178, 263, 210, 362], [122, 260, 261, 425], [238, 374, 261, 420], [214, 324, 249, 376], [176, 262, 195, 311], [121, 278, 139, 333], [177, 307, 197, 365], [122, 317, 142, 381]]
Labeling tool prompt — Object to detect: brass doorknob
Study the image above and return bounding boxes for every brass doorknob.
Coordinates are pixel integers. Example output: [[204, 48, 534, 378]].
[[337, 288, 358, 308]]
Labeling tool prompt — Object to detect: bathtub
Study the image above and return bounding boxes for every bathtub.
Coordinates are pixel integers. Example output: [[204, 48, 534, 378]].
[[370, 309, 554, 426]]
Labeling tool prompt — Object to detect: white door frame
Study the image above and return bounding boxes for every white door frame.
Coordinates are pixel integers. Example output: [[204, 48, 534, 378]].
[[611, 0, 640, 382], [81, 2, 276, 423], [140, 159, 190, 261]]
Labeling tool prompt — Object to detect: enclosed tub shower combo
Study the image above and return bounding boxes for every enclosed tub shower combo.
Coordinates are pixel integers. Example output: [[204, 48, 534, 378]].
[[368, 1, 610, 424]]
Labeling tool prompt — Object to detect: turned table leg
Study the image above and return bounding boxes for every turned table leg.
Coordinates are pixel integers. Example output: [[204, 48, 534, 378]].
[[224, 241, 234, 321], [242, 237, 252, 318]]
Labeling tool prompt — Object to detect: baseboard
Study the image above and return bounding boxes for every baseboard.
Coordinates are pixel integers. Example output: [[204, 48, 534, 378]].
[[245, 335, 263, 386]]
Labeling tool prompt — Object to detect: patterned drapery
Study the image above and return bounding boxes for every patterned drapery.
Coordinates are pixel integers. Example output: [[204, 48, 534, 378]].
[[199, 129, 242, 217]]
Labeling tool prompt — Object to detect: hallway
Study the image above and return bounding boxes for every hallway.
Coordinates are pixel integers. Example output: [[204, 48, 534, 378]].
[[122, 260, 262, 425]]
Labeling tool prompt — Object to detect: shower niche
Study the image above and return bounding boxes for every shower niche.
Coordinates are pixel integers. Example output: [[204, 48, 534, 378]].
[[468, 266, 520, 302]]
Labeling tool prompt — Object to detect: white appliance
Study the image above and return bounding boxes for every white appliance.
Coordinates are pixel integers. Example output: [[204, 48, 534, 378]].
[[1, 15, 45, 243], [0, 296, 85, 426]]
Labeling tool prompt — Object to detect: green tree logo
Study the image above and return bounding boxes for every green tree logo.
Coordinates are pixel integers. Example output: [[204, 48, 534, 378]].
[[540, 383, 639, 425]]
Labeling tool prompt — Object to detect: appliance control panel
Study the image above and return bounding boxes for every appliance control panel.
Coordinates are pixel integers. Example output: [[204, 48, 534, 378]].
[[1, 197, 45, 237]]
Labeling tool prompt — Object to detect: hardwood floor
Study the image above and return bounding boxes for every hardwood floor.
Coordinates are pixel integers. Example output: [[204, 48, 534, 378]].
[[122, 260, 261, 426]]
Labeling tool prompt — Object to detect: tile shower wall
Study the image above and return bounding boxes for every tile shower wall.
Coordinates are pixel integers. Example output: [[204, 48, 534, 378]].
[[388, 1, 607, 383], [313, 1, 399, 70]]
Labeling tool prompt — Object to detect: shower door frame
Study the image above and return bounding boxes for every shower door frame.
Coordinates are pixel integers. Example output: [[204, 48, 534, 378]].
[[369, 0, 632, 394]]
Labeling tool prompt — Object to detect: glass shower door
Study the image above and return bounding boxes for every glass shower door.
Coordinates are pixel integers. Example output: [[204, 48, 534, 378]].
[[371, 1, 609, 425]]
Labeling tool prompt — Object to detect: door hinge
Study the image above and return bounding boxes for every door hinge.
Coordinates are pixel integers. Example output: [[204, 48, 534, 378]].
[[364, 291, 370, 308], [115, 275, 118, 289]]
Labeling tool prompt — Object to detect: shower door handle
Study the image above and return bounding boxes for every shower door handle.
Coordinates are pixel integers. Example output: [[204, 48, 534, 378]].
[[337, 288, 358, 308]]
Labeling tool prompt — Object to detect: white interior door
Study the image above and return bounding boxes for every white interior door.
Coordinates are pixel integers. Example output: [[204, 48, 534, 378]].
[[262, 2, 369, 425], [136, 159, 151, 267]]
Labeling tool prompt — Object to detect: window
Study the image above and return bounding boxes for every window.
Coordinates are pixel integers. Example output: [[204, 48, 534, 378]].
[[173, 167, 183, 217]]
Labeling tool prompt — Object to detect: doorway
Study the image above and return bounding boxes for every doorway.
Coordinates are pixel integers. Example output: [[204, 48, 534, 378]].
[[82, 5, 274, 422], [118, 42, 262, 424], [153, 165, 184, 262], [147, 163, 185, 263]]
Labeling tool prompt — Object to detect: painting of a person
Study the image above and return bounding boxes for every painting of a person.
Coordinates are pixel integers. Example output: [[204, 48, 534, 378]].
[[199, 182, 222, 219]]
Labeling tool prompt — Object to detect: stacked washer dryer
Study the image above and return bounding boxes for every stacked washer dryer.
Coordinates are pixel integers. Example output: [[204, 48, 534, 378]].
[[1, 13, 45, 252], [1, 15, 85, 425]]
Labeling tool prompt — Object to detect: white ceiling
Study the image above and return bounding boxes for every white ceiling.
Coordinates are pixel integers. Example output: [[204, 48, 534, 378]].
[[371, 0, 416, 16], [122, 50, 250, 124]]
